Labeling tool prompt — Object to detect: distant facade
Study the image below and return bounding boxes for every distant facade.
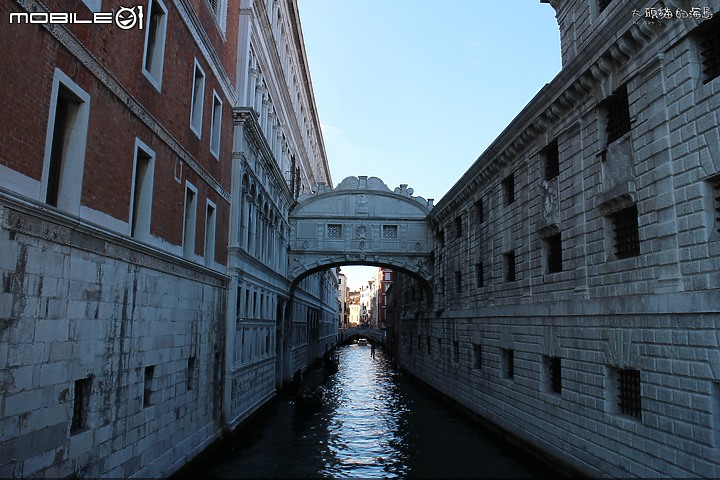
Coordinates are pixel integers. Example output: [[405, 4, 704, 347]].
[[0, 0, 335, 477], [338, 272, 349, 327], [389, 1, 720, 477]]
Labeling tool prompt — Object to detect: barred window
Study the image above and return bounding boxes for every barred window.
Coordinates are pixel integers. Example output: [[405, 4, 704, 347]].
[[436, 229, 445, 247], [598, 0, 612, 13], [542, 139, 560, 181], [455, 270, 462, 293], [382, 225, 398, 239], [546, 233, 563, 274], [455, 216, 463, 238], [712, 176, 720, 234], [504, 251, 516, 282], [71, 377, 91, 434], [474, 198, 484, 223], [546, 356, 562, 394], [603, 85, 631, 144], [611, 205, 640, 259], [473, 344, 482, 369], [475, 262, 484, 288], [327, 224, 343, 239], [502, 349, 514, 379], [617, 368, 642, 419], [695, 15, 720, 83], [502, 173, 515, 205], [453, 340, 460, 363]]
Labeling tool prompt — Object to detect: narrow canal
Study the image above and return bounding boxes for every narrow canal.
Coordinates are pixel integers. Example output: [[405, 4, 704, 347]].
[[173, 344, 565, 478]]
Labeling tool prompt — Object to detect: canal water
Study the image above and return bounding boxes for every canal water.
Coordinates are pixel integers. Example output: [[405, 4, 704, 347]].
[[173, 344, 565, 479]]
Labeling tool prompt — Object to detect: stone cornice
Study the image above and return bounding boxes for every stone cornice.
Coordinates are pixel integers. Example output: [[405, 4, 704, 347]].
[[234, 107, 294, 208]]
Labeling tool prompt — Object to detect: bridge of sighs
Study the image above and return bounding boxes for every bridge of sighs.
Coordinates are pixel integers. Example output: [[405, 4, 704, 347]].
[[287, 176, 435, 294]]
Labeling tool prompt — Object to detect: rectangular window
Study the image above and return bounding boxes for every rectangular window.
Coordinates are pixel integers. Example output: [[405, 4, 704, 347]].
[[710, 175, 720, 234], [502, 173, 515, 205], [542, 139, 560, 181], [426, 335, 431, 355], [327, 224, 343, 239], [436, 229, 445, 247], [502, 349, 514, 379], [603, 85, 631, 144], [187, 357, 196, 391], [142, 0, 168, 90], [71, 377, 91, 434], [475, 262, 484, 288], [504, 251, 516, 282], [453, 340, 460, 364], [190, 60, 206, 138], [454, 216, 462, 238], [545, 356, 562, 394], [204, 201, 216, 266], [183, 183, 198, 259], [473, 344, 482, 369], [143, 365, 155, 408], [598, 0, 612, 13], [695, 14, 720, 83], [436, 338, 442, 357], [616, 368, 642, 419], [546, 233, 562, 274], [130, 140, 155, 241], [474, 198, 484, 223], [43, 69, 90, 214], [455, 270, 462, 293], [210, 91, 222, 158], [610, 204, 640, 259], [382, 225, 398, 239]]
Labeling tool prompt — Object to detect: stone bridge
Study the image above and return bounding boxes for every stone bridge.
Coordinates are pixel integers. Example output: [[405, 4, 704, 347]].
[[339, 327, 385, 344], [288, 176, 435, 293]]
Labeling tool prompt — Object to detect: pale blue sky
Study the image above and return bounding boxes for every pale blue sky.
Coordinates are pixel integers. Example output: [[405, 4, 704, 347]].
[[295, 1, 563, 289]]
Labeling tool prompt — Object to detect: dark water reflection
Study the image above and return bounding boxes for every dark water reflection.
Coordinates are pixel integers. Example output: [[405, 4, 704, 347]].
[[174, 345, 563, 478]]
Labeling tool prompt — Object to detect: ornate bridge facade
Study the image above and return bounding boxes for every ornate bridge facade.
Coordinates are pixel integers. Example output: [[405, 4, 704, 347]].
[[287, 176, 435, 293]]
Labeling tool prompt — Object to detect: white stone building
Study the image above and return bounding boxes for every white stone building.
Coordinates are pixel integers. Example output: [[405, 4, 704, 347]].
[[225, 0, 338, 429], [391, 0, 720, 477]]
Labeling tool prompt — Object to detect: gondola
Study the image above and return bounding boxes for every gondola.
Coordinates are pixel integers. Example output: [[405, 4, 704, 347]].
[[295, 386, 325, 409]]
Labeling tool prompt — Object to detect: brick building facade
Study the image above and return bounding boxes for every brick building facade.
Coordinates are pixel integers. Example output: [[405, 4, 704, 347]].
[[0, 0, 336, 477]]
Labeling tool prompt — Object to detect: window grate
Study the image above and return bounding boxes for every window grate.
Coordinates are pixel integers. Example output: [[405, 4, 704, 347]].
[[453, 341, 460, 363], [543, 140, 560, 180], [475, 198, 484, 223], [455, 270, 462, 293], [71, 377, 91, 434], [327, 224, 343, 239], [604, 86, 631, 144], [455, 216, 463, 238], [598, 0, 612, 13], [382, 225, 398, 239], [698, 16, 720, 83], [473, 344, 482, 369], [208, 0, 219, 14], [505, 251, 516, 282], [475, 262, 484, 288], [549, 357, 562, 393], [618, 369, 642, 418], [612, 205, 640, 259], [503, 349, 514, 379], [502, 173, 515, 205], [547, 233, 563, 273], [713, 177, 720, 233]]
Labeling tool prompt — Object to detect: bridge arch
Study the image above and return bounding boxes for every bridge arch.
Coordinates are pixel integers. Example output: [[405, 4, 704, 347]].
[[288, 176, 435, 295]]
